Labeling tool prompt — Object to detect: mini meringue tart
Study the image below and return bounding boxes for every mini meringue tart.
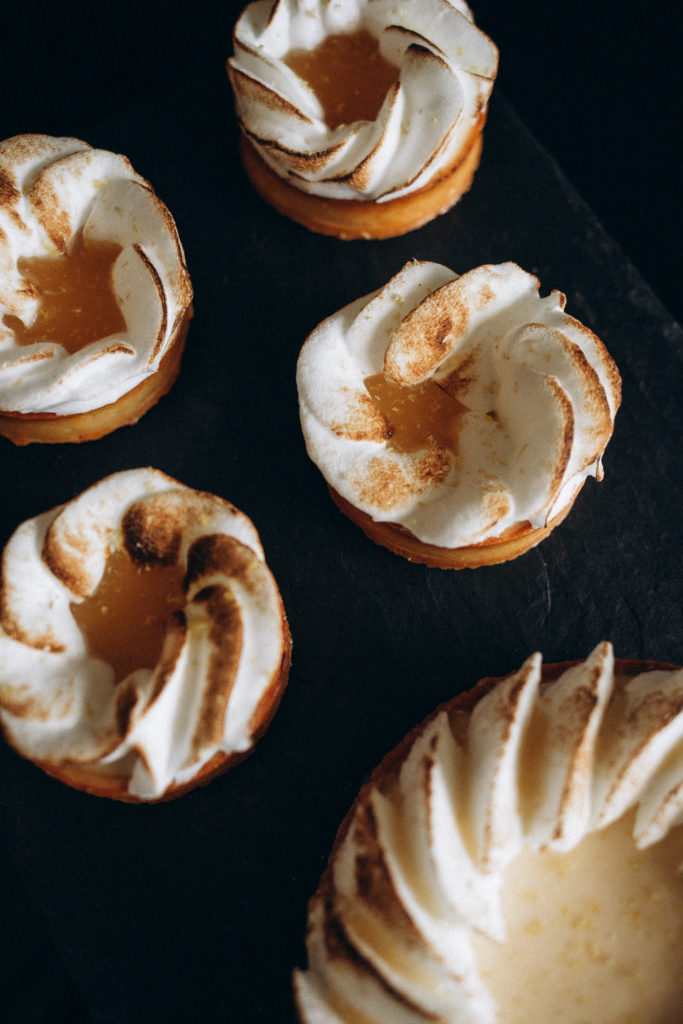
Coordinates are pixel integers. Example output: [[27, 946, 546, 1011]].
[[0, 134, 193, 445], [0, 469, 292, 802], [297, 261, 622, 568], [227, 0, 498, 239], [294, 643, 683, 1022]]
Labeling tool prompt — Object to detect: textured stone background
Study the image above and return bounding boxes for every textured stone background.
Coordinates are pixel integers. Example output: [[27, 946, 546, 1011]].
[[0, 4, 681, 1022]]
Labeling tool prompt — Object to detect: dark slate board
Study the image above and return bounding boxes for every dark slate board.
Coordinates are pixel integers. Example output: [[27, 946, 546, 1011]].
[[1, 62, 682, 1024]]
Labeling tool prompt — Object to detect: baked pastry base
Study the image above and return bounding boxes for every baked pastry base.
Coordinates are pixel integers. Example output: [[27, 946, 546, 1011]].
[[239, 119, 485, 240], [329, 485, 576, 569], [0, 307, 193, 446], [17, 624, 292, 803]]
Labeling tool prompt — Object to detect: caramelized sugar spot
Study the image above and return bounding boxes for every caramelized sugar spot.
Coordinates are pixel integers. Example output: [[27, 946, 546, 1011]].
[[364, 372, 465, 453], [285, 29, 399, 130], [4, 229, 126, 354], [71, 547, 186, 682]]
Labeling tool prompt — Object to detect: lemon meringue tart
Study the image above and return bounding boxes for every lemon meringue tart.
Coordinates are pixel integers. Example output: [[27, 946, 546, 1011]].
[[0, 134, 193, 445], [227, 0, 498, 239], [294, 643, 683, 1022], [297, 261, 621, 568], [0, 469, 292, 802]]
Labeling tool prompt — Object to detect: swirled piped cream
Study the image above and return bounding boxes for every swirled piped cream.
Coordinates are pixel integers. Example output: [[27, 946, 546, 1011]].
[[0, 469, 291, 801], [0, 134, 192, 418], [228, 0, 498, 202], [294, 644, 683, 1022], [297, 261, 622, 551]]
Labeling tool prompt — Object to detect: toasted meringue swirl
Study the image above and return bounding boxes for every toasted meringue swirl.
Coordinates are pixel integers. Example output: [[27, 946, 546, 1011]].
[[0, 469, 290, 800], [228, 0, 498, 202], [297, 261, 621, 549], [294, 644, 683, 1021], [0, 135, 192, 416]]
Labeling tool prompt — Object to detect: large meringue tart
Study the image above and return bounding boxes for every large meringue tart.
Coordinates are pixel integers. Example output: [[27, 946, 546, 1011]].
[[0, 469, 292, 802], [0, 134, 193, 445], [228, 0, 498, 239], [294, 643, 683, 1022], [297, 261, 621, 568]]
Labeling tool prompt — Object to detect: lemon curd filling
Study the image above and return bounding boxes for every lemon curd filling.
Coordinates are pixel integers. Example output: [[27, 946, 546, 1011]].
[[363, 371, 465, 454], [71, 547, 186, 681], [4, 231, 125, 354], [472, 810, 683, 1023], [284, 29, 399, 130]]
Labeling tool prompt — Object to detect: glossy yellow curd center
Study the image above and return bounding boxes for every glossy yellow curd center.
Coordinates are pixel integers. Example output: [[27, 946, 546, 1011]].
[[71, 547, 186, 681], [472, 810, 683, 1023], [285, 29, 399, 130], [364, 371, 465, 454], [4, 231, 125, 354]]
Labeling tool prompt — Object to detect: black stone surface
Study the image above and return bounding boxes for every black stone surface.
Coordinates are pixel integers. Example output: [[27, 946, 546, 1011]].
[[0, 8, 681, 1024]]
